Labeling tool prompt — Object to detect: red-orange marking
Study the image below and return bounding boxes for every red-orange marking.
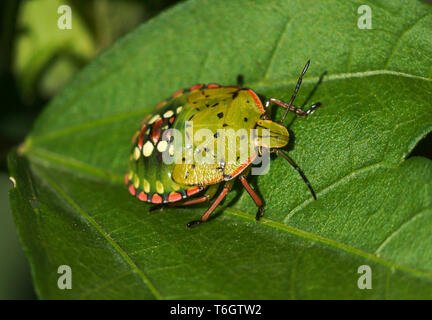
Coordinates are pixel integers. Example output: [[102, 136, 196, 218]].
[[230, 154, 258, 178], [172, 89, 184, 98], [189, 84, 204, 91], [167, 192, 182, 202], [155, 100, 166, 110], [151, 194, 163, 203], [128, 184, 136, 196], [186, 186, 202, 196], [137, 192, 148, 202], [169, 116, 175, 124], [207, 84, 220, 88], [138, 134, 144, 148], [151, 118, 163, 144], [246, 89, 265, 114], [124, 174, 129, 185]]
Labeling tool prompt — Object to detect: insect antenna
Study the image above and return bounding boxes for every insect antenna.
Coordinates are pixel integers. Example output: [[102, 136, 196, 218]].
[[275, 149, 317, 200], [263, 60, 322, 123], [278, 60, 310, 123]]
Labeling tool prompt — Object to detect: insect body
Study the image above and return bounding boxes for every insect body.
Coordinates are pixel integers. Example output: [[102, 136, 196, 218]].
[[126, 60, 322, 227]]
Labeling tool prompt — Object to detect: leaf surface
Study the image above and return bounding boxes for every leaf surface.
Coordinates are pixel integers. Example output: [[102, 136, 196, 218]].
[[8, 0, 432, 299]]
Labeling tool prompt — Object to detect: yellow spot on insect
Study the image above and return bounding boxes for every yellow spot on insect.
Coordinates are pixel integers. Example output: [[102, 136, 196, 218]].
[[176, 106, 183, 114], [169, 144, 175, 156], [143, 141, 154, 157], [143, 179, 150, 193], [157, 140, 168, 152], [134, 146, 141, 160], [171, 182, 180, 191], [133, 175, 140, 188], [128, 171, 134, 180], [148, 114, 161, 124], [163, 110, 174, 118], [156, 180, 164, 194]]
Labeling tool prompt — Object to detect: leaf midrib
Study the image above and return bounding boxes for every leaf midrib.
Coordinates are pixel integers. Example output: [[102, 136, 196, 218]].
[[26, 146, 432, 283]]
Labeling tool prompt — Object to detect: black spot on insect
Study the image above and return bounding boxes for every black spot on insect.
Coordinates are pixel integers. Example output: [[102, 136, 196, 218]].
[[214, 132, 219, 138], [223, 174, 232, 180], [188, 115, 194, 121], [236, 156, 240, 161], [246, 100, 250, 103], [205, 103, 210, 107], [222, 123, 228, 127], [211, 102, 219, 107], [244, 117, 248, 122], [195, 108, 200, 112], [185, 171, 189, 179], [217, 112, 223, 119], [205, 95, 210, 98], [203, 147, 209, 152], [191, 164, 196, 169], [182, 157, 186, 162], [193, 101, 197, 104], [232, 91, 239, 99]]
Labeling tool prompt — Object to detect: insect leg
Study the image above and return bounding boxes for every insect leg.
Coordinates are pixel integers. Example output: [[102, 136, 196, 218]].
[[176, 184, 219, 206], [275, 150, 317, 200], [239, 176, 264, 221], [236, 74, 244, 87], [270, 98, 322, 120], [187, 181, 234, 228], [149, 185, 219, 212]]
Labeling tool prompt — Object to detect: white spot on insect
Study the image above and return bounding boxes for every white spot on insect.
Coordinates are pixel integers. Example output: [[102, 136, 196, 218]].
[[176, 106, 183, 114], [143, 179, 150, 193], [143, 141, 154, 157], [169, 144, 175, 156], [9, 176, 16, 188], [134, 146, 141, 160], [148, 114, 161, 125], [156, 180, 164, 194], [163, 110, 174, 118], [157, 140, 168, 152]]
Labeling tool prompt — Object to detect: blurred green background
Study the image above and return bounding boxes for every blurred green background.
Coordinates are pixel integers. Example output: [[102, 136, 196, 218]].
[[0, 0, 181, 299], [1, 0, 431, 300]]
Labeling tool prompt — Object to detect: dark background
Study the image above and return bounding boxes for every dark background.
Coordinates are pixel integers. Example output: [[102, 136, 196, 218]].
[[1, 0, 431, 299]]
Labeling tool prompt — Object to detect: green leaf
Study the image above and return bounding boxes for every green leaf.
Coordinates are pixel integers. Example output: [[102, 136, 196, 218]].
[[8, 0, 432, 299]]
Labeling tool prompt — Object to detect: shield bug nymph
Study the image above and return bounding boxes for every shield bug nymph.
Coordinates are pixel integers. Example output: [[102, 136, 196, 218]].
[[126, 60, 322, 227]]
